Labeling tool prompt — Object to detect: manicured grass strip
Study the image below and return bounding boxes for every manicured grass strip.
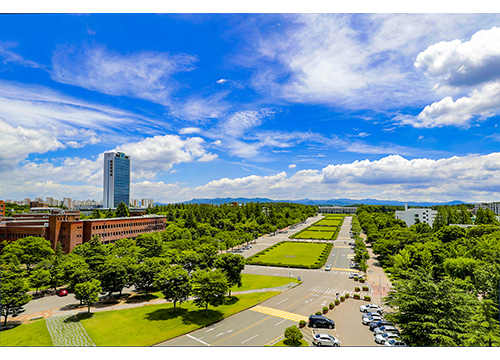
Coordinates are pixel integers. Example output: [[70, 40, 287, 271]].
[[306, 226, 340, 231], [79, 291, 279, 346], [0, 319, 53, 346], [272, 338, 309, 346], [246, 242, 330, 267], [290, 226, 339, 240], [230, 274, 299, 292], [313, 219, 343, 226]]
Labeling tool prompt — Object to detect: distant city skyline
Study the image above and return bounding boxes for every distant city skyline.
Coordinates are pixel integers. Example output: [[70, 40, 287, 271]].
[[2, 12, 500, 203]]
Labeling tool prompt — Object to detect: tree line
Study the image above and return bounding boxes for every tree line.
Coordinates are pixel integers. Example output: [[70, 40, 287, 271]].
[[356, 205, 500, 346]]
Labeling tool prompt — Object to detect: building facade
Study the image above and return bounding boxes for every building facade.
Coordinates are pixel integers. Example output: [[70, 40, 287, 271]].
[[318, 206, 358, 214], [0, 209, 166, 253], [0, 200, 5, 218], [395, 204, 437, 227], [103, 151, 131, 208], [141, 199, 154, 208]]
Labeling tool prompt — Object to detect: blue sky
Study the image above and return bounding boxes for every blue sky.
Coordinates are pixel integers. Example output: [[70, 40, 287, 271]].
[[2, 11, 500, 203]]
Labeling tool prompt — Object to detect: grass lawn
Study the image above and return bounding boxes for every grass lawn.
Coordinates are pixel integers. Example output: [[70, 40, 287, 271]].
[[314, 219, 343, 226], [306, 226, 340, 232], [272, 338, 309, 346], [0, 319, 53, 346], [248, 242, 329, 266], [230, 274, 299, 292], [79, 291, 279, 346]]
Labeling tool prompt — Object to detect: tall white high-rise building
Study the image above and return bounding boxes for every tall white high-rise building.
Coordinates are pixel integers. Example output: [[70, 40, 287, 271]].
[[103, 151, 130, 208], [142, 199, 154, 208]]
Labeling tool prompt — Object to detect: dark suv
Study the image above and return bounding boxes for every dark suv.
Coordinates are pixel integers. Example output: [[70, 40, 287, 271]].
[[308, 315, 335, 329]]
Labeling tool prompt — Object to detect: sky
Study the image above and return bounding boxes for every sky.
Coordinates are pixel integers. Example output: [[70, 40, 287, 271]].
[[2, 9, 500, 204]]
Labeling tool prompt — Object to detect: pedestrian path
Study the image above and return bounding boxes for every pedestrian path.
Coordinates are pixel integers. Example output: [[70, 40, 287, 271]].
[[309, 285, 370, 298], [45, 312, 95, 347], [250, 305, 308, 322], [246, 265, 357, 273]]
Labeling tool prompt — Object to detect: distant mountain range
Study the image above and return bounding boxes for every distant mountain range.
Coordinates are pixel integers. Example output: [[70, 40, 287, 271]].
[[157, 197, 466, 207]]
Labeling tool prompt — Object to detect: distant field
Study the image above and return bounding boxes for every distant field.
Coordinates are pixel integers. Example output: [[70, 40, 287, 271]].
[[247, 242, 330, 267], [314, 218, 343, 227]]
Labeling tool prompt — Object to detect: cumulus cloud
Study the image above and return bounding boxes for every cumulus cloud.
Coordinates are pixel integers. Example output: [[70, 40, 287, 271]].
[[415, 27, 500, 88], [397, 81, 500, 128], [216, 79, 228, 84], [179, 127, 201, 134], [51, 44, 197, 105], [288, 164, 297, 168]]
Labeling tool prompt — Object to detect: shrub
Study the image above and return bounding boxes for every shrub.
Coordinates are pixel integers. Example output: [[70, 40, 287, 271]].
[[340, 295, 345, 302], [335, 299, 340, 305], [355, 287, 360, 292], [362, 286, 369, 291], [364, 296, 371, 301], [359, 279, 365, 283], [354, 277, 359, 282], [353, 294, 360, 299], [315, 311, 322, 315], [345, 293, 349, 299], [323, 307, 328, 313], [299, 320, 306, 328], [329, 302, 334, 309], [284, 325, 303, 346]]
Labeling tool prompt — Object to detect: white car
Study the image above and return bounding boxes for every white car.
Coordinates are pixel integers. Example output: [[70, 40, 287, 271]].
[[375, 332, 400, 344], [360, 304, 383, 313], [312, 334, 341, 347], [374, 325, 400, 335], [325, 265, 331, 271], [385, 339, 407, 347], [362, 315, 383, 325], [348, 273, 358, 279]]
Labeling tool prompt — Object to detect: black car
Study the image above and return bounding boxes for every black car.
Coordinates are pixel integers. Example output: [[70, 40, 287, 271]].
[[308, 315, 335, 329], [369, 320, 393, 331]]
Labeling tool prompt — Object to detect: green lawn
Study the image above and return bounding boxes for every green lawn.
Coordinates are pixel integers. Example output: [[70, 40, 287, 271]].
[[0, 319, 53, 346], [272, 338, 309, 346], [248, 242, 330, 266], [79, 291, 279, 346], [313, 219, 343, 226], [306, 226, 339, 231]]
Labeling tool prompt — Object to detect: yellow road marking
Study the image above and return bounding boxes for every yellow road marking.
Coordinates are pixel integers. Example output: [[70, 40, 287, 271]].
[[250, 305, 308, 322], [332, 246, 342, 268]]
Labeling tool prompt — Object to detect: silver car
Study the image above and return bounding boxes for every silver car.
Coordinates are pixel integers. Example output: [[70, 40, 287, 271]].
[[385, 339, 407, 347], [360, 304, 383, 313], [325, 265, 331, 271], [374, 325, 400, 335], [313, 334, 341, 347], [375, 332, 400, 344], [362, 315, 383, 325]]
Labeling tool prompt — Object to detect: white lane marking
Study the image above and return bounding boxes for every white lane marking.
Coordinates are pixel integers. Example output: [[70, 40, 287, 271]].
[[187, 334, 210, 346], [276, 298, 289, 305], [215, 332, 225, 337], [275, 319, 287, 326], [241, 334, 259, 344], [226, 329, 233, 333]]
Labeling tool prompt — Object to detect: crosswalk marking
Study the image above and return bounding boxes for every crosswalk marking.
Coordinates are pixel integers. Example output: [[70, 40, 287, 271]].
[[309, 285, 371, 297], [250, 305, 308, 322]]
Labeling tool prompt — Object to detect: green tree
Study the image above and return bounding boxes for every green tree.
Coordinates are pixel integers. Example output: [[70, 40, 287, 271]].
[[74, 279, 102, 314], [1, 269, 32, 326], [133, 258, 164, 295], [214, 253, 245, 295], [475, 207, 500, 225], [90, 208, 102, 219], [462, 299, 500, 346], [105, 208, 115, 218], [28, 268, 51, 295], [2, 237, 54, 271], [155, 265, 192, 311], [384, 268, 476, 346], [284, 325, 303, 345], [99, 257, 130, 298], [136, 232, 163, 258], [71, 235, 108, 272], [115, 201, 130, 218], [191, 269, 229, 315]]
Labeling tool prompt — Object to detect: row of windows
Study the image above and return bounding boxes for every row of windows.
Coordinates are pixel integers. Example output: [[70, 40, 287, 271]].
[[93, 226, 165, 238], [3, 233, 41, 239], [91, 221, 163, 230]]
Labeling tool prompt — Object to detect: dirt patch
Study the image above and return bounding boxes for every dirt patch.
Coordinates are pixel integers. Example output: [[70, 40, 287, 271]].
[[284, 255, 296, 258]]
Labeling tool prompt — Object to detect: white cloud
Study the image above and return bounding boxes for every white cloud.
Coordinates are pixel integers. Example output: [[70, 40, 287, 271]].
[[415, 26, 500, 88], [179, 127, 201, 134], [222, 109, 275, 137], [396, 81, 500, 128], [0, 40, 45, 69], [198, 153, 218, 162], [216, 79, 228, 84], [51, 44, 197, 105], [168, 92, 230, 121], [288, 164, 297, 168]]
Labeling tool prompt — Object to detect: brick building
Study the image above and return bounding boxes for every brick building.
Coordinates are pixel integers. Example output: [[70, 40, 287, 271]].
[[0, 200, 5, 218], [0, 209, 166, 253]]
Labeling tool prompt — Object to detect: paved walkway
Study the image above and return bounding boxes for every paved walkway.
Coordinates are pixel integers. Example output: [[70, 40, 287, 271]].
[[45, 313, 95, 347], [361, 233, 393, 307]]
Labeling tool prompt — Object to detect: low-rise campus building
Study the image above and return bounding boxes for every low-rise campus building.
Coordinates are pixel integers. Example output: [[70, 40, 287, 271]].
[[0, 208, 166, 253], [395, 204, 437, 227], [318, 206, 358, 214]]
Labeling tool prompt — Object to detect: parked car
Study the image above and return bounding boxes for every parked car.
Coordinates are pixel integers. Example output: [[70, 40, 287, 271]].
[[350, 262, 360, 269], [360, 304, 384, 313], [374, 325, 400, 335], [312, 334, 341, 347], [375, 332, 401, 344], [363, 312, 383, 319], [385, 339, 407, 347], [308, 315, 335, 329], [362, 315, 384, 325], [56, 289, 68, 296], [348, 273, 359, 279], [369, 320, 393, 331], [325, 265, 331, 271]]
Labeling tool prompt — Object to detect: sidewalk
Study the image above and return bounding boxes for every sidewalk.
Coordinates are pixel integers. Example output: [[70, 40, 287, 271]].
[[361, 233, 393, 307]]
